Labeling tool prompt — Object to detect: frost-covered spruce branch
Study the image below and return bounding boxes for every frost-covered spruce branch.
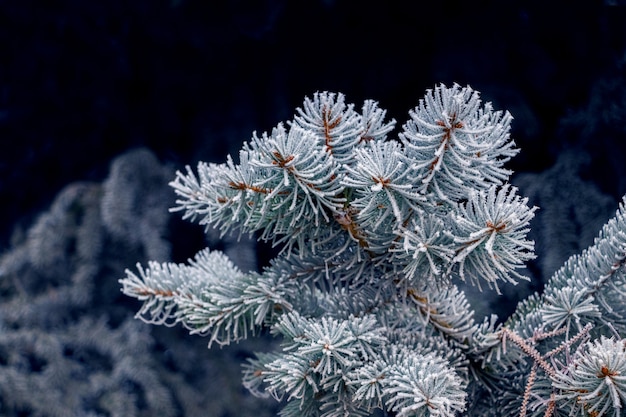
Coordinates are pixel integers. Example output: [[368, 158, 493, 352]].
[[120, 84, 626, 416]]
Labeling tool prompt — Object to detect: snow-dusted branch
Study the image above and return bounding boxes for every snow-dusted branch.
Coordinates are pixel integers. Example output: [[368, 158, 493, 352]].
[[121, 85, 626, 417]]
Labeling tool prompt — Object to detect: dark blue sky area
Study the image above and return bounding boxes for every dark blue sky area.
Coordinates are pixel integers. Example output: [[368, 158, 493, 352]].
[[1, 0, 626, 245]]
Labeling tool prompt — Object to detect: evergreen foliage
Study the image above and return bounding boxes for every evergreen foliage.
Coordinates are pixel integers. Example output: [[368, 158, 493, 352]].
[[121, 84, 626, 416], [0, 149, 277, 417]]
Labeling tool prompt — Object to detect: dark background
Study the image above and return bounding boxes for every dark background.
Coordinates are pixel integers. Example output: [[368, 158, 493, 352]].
[[2, 0, 626, 251]]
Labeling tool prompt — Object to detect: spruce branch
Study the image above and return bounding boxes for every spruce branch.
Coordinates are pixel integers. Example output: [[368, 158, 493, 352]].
[[553, 337, 626, 417], [394, 212, 455, 284], [451, 184, 537, 292], [384, 351, 467, 417], [491, 198, 626, 417], [120, 85, 626, 416], [292, 91, 395, 164], [121, 248, 296, 346], [399, 83, 517, 203]]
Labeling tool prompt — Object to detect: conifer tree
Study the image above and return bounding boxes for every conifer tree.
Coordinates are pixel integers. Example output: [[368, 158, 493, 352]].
[[120, 84, 626, 416]]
